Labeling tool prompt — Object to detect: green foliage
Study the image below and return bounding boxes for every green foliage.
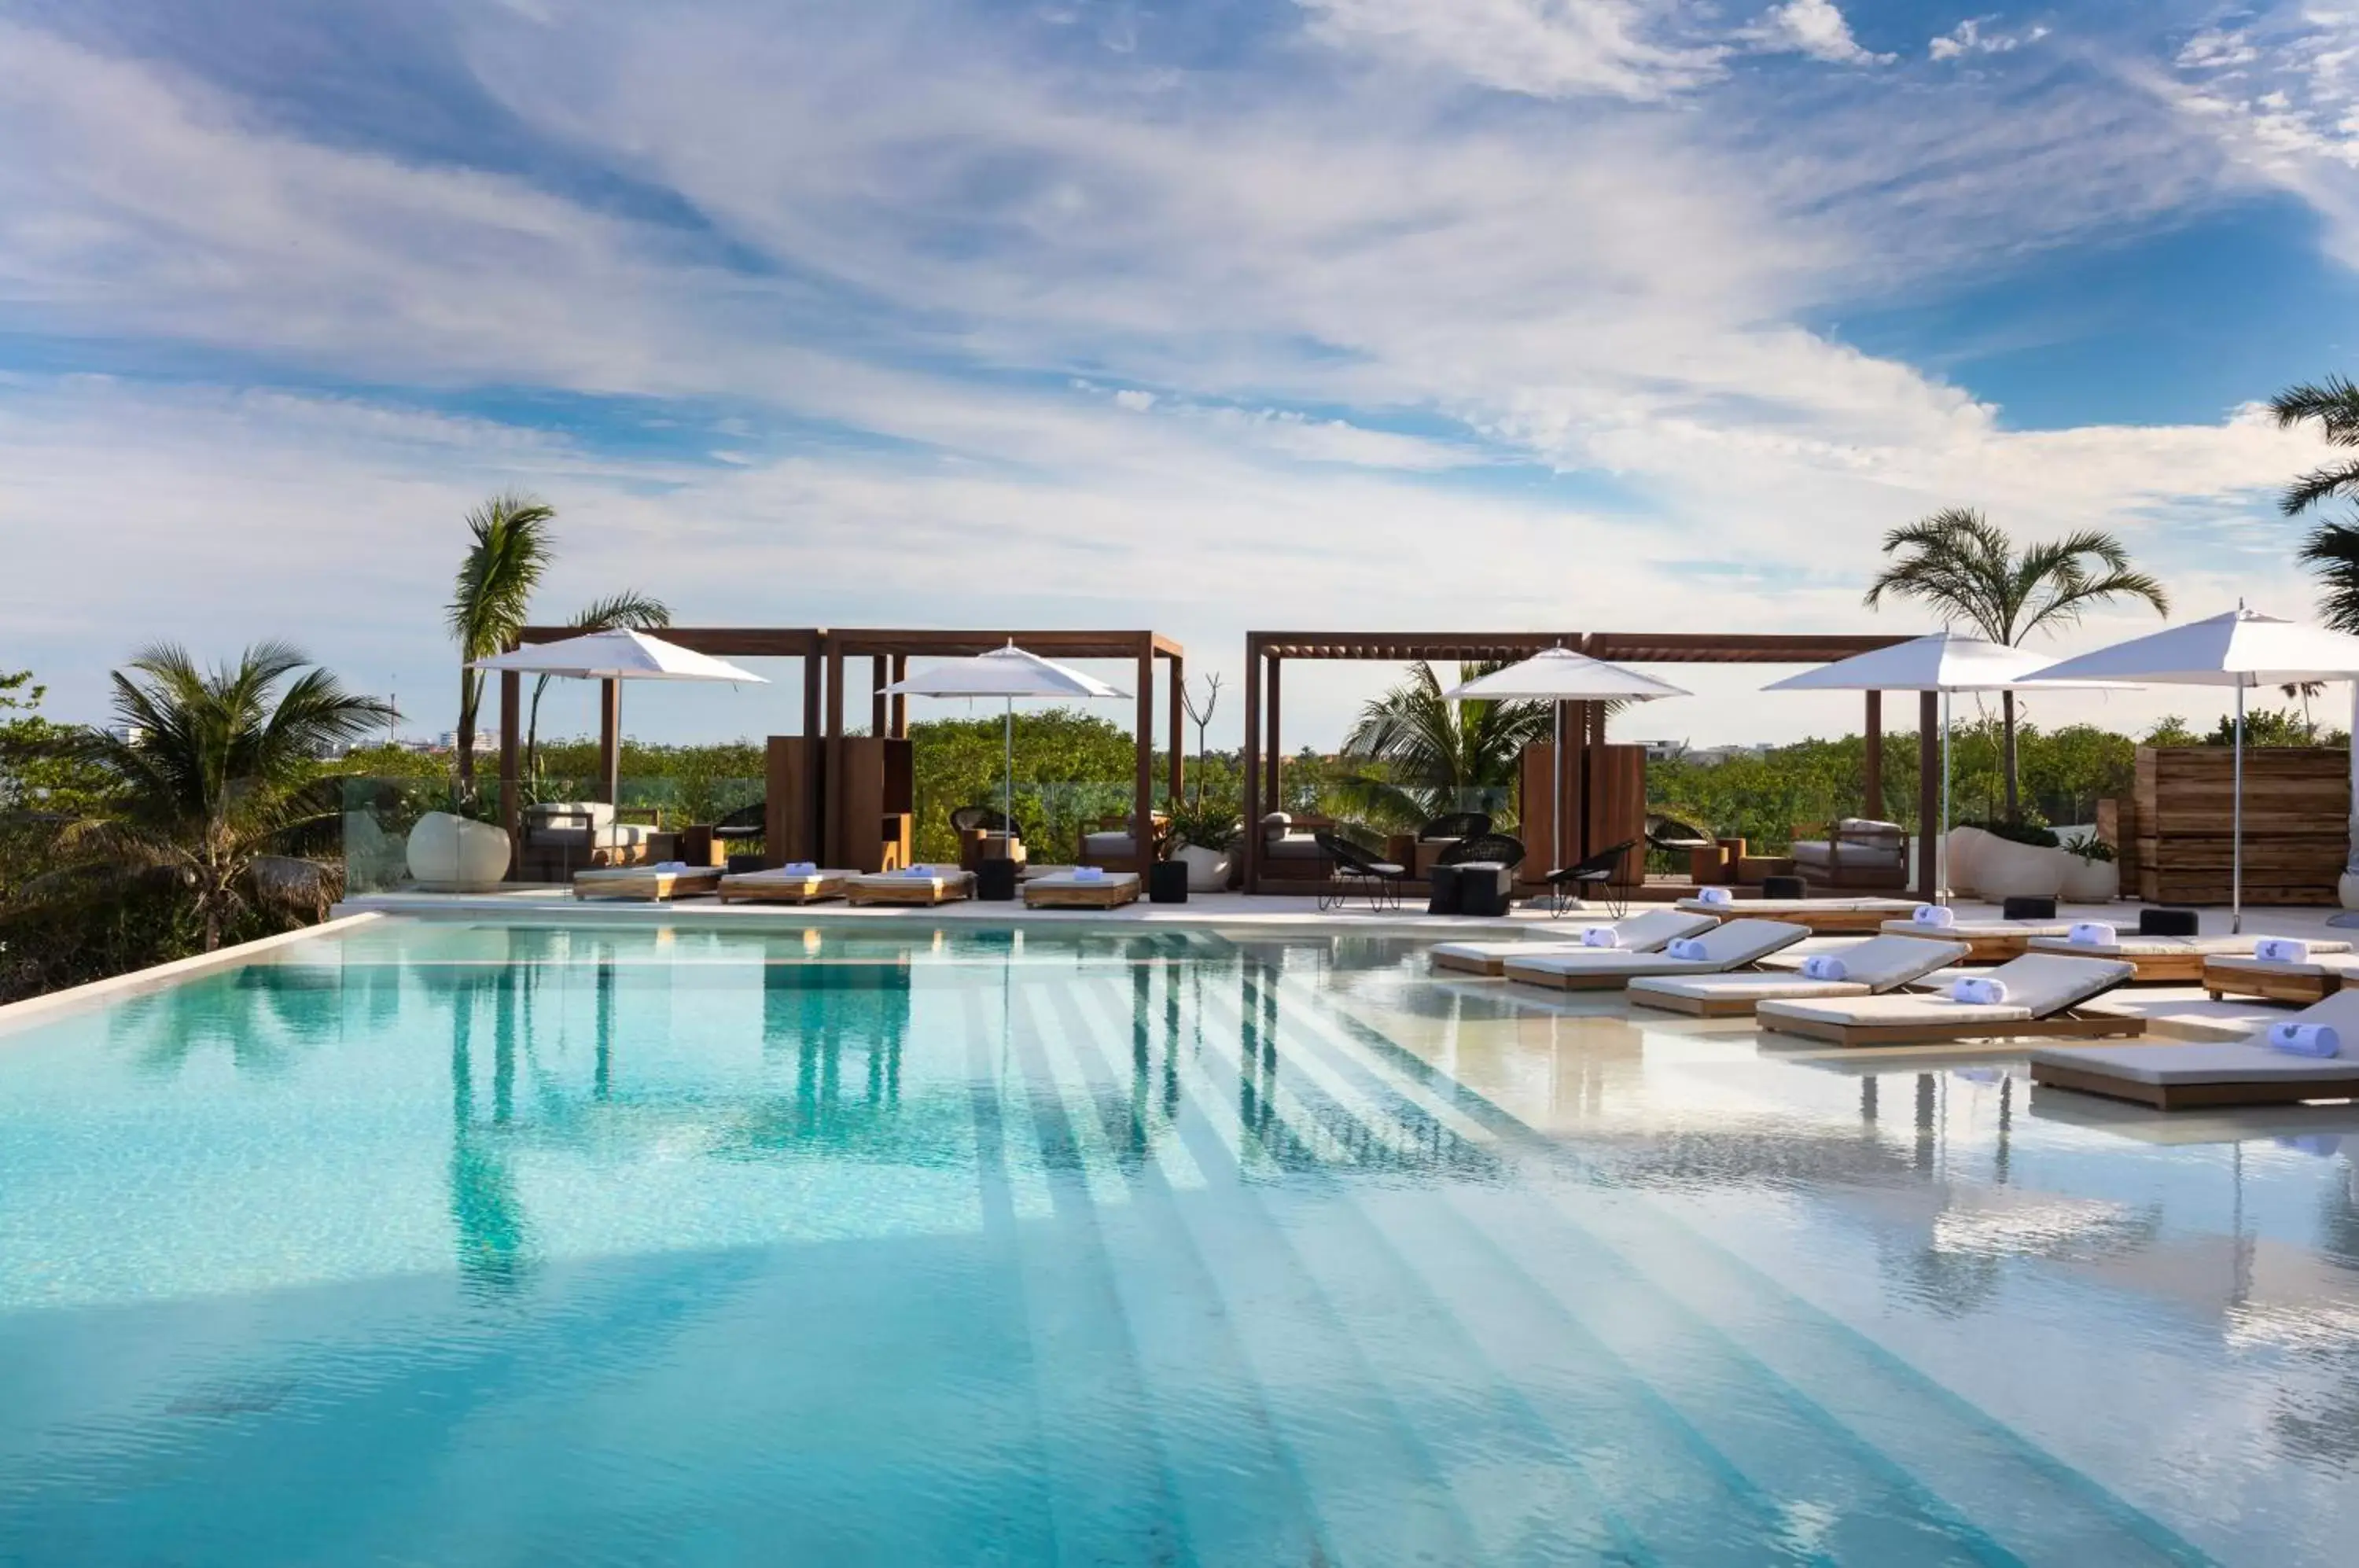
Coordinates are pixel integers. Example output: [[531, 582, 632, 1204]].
[[0, 670, 120, 816], [1335, 662, 1551, 831], [907, 709, 1149, 863], [2146, 715, 2199, 745], [2201, 706, 2320, 747], [1963, 818, 2060, 848], [1165, 795, 1241, 854], [2062, 830, 2114, 863], [447, 493, 555, 790], [2271, 376, 2359, 520]]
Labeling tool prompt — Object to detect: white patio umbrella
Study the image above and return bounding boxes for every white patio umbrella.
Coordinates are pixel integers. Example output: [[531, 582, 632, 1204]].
[[884, 644, 1129, 855], [1441, 648, 1690, 883], [2030, 606, 2359, 931], [470, 628, 767, 806], [1765, 630, 2129, 902]]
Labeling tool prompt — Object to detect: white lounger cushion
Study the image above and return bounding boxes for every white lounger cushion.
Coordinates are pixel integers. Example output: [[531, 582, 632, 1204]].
[[1877, 920, 2074, 940], [1758, 951, 2132, 1029], [1676, 897, 1917, 917], [723, 867, 854, 884], [1029, 870, 1142, 890], [1430, 911, 1716, 970], [2207, 951, 2359, 979], [850, 870, 966, 891], [1631, 934, 1967, 1006], [2032, 990, 2359, 1088], [1505, 918, 1806, 980], [2028, 934, 2350, 959]]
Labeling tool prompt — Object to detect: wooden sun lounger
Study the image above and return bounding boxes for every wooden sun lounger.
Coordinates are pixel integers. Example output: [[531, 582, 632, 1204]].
[[1503, 918, 1808, 992], [1756, 952, 2140, 1047], [1875, 919, 2074, 963], [1629, 935, 1969, 1018], [1675, 897, 1920, 935], [1430, 911, 1717, 977], [1023, 872, 1142, 909], [2031, 992, 2359, 1109], [2026, 934, 2351, 985], [2203, 952, 2359, 1005], [572, 865, 725, 902], [845, 869, 976, 907], [716, 868, 856, 904]]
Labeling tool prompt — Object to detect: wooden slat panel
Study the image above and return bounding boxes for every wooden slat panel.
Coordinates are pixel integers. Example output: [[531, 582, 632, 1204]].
[[2133, 745, 2350, 905]]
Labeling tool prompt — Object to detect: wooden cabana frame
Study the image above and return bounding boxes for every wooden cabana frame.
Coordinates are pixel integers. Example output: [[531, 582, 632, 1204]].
[[1240, 631, 1937, 896], [498, 627, 1185, 878], [826, 630, 1184, 878]]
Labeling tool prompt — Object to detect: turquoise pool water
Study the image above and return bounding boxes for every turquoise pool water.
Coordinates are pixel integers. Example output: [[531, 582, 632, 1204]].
[[4, 918, 2359, 1564]]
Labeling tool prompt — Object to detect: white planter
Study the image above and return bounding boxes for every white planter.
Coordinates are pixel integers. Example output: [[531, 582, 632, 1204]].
[[2341, 870, 2359, 911], [1176, 843, 1231, 893], [405, 811, 513, 891], [2060, 856, 2119, 904], [1971, 836, 2070, 901], [1944, 826, 1993, 895]]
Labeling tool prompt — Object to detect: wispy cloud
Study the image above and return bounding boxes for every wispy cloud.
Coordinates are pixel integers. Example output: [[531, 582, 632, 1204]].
[[1294, 0, 1727, 101], [1750, 1, 1894, 67], [1930, 15, 2052, 63]]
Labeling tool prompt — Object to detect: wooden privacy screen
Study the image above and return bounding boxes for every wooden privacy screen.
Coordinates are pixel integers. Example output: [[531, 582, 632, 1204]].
[[2134, 746, 2350, 905], [1517, 742, 1647, 885]]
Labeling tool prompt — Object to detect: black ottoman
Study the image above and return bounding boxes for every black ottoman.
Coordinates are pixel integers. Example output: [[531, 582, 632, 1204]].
[[2001, 896, 2058, 921], [1761, 875, 1806, 900], [1427, 863, 1465, 915], [2140, 907, 2200, 937], [976, 858, 1019, 902], [1456, 863, 1513, 918], [1148, 861, 1189, 904]]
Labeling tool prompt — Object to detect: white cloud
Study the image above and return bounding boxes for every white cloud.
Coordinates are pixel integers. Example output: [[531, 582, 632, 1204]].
[[1930, 16, 2052, 62], [1754, 1, 1895, 67], [1294, 0, 1726, 101]]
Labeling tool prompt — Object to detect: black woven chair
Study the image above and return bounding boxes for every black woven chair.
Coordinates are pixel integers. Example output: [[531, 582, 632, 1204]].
[[1540, 839, 1640, 918], [712, 801, 767, 841], [1437, 832, 1527, 873], [1313, 830, 1410, 911], [1418, 811, 1492, 844], [949, 804, 1023, 841], [1646, 814, 1713, 855]]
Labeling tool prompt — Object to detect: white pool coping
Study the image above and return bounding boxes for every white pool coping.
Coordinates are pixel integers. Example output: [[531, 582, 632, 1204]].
[[0, 911, 385, 1033]]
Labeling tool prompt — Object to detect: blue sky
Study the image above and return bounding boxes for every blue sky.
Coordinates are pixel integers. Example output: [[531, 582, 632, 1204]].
[[5, 0, 2359, 748]]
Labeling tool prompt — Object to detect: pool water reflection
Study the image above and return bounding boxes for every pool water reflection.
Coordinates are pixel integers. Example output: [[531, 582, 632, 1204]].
[[0, 918, 2355, 1564]]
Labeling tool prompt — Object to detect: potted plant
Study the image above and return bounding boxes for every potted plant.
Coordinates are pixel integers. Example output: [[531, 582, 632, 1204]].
[[406, 782, 513, 892], [2059, 831, 2118, 904], [1956, 818, 2066, 900], [1165, 798, 1240, 893]]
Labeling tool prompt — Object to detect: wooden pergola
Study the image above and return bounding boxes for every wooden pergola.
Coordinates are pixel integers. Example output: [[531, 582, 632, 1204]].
[[496, 627, 1183, 875], [1241, 630, 1934, 895]]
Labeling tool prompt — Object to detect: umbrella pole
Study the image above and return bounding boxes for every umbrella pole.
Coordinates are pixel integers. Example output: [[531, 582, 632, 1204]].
[[1004, 699, 1015, 870], [1939, 690, 1952, 903], [1552, 701, 1563, 888], [2233, 683, 2245, 935], [608, 686, 624, 819]]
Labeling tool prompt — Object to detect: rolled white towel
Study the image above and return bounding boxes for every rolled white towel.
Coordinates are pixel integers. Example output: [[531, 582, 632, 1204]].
[[1581, 926, 1621, 948], [1074, 866, 1106, 882], [1911, 904, 1955, 929], [653, 860, 688, 872], [1949, 977, 2010, 1006], [897, 865, 935, 878], [2268, 1021, 2342, 1058], [1695, 886, 1733, 907], [2255, 937, 2313, 964], [2066, 922, 2118, 948], [1800, 955, 1849, 981], [1665, 937, 1710, 962], [785, 860, 819, 874]]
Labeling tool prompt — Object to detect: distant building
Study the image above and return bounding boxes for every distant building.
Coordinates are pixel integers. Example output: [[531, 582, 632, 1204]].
[[102, 723, 147, 745]]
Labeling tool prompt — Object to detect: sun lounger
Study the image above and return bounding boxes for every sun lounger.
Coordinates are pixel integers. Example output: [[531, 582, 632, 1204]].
[[1673, 896, 1919, 934], [2203, 951, 2359, 1005], [1875, 918, 2074, 963], [1023, 870, 1142, 909], [2026, 933, 2350, 985], [572, 864, 724, 901], [2030, 991, 2359, 1109], [1430, 910, 1718, 977], [1756, 952, 2139, 1047], [715, 867, 857, 904], [845, 867, 975, 907], [1629, 934, 1970, 1017], [1503, 918, 1809, 992]]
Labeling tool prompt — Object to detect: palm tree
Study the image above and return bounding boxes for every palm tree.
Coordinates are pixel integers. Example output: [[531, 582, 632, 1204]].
[[524, 590, 672, 786], [1336, 661, 1554, 829], [2270, 377, 2359, 518], [1865, 508, 2169, 820], [63, 642, 395, 951], [447, 493, 555, 795]]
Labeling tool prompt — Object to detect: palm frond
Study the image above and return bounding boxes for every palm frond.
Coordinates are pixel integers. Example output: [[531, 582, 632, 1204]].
[[568, 591, 672, 631], [2298, 521, 2359, 635]]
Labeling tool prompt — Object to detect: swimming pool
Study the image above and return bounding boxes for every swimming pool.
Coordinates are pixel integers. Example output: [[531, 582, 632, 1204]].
[[2, 916, 2357, 1564]]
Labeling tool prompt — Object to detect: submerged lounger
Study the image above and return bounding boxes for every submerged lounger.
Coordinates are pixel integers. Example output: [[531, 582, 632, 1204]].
[[1024, 870, 1142, 908], [1502, 918, 1809, 991], [1674, 897, 1920, 934], [1876, 919, 2074, 963], [845, 868, 975, 906], [1628, 933, 1970, 1017], [572, 865, 724, 901], [1429, 910, 1718, 977], [2030, 991, 2359, 1110], [716, 867, 857, 904], [2026, 933, 2350, 985], [1756, 951, 2138, 1047], [2204, 951, 2359, 1004]]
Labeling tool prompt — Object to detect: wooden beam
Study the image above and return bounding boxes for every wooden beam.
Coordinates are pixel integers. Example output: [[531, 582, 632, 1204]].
[[1242, 640, 1262, 893], [890, 654, 907, 738], [870, 654, 887, 738], [1167, 651, 1184, 805], [498, 669, 520, 866], [1918, 690, 1940, 898], [1135, 640, 1154, 878], [824, 643, 845, 870], [598, 679, 620, 806], [1267, 657, 1283, 810], [801, 643, 825, 866], [1864, 690, 1883, 821]]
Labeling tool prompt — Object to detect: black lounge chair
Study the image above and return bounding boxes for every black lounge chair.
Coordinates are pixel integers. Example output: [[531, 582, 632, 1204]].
[[1418, 811, 1492, 845], [1438, 832, 1527, 872], [1313, 830, 1410, 912], [1647, 814, 1713, 856], [1540, 839, 1640, 918], [712, 801, 767, 841]]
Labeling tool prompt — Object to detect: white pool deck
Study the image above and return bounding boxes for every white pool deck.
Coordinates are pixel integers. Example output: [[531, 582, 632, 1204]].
[[333, 885, 2359, 1045]]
